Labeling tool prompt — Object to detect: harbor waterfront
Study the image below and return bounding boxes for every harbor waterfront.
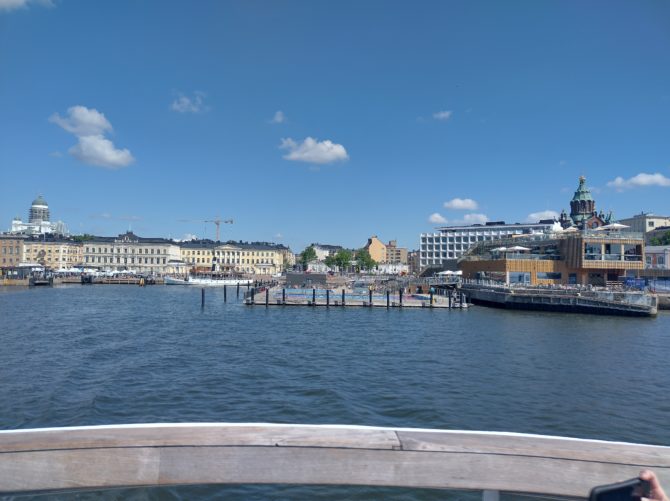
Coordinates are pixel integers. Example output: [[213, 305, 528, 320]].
[[1, 285, 669, 499]]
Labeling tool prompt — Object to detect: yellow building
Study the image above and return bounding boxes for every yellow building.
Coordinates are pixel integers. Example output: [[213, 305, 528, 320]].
[[180, 241, 292, 276], [459, 229, 644, 286], [0, 235, 25, 267], [365, 236, 387, 263], [23, 238, 83, 269]]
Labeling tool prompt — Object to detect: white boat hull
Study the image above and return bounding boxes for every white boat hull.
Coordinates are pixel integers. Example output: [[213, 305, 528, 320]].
[[165, 277, 252, 286]]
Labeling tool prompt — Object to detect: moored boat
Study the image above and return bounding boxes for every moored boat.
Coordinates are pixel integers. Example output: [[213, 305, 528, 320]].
[[165, 276, 252, 286]]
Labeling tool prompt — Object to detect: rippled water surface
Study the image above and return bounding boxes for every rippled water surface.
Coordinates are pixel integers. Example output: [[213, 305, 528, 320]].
[[1, 285, 669, 499]]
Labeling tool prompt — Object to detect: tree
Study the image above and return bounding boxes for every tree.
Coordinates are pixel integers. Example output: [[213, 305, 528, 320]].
[[300, 246, 317, 269], [324, 255, 337, 269], [356, 248, 376, 271], [334, 249, 353, 273], [649, 231, 670, 246]]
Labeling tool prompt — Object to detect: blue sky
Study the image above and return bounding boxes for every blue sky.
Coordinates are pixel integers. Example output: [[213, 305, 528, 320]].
[[1, 0, 669, 252]]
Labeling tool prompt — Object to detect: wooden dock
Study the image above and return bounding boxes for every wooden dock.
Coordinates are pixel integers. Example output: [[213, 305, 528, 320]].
[[0, 423, 668, 497], [244, 287, 469, 309]]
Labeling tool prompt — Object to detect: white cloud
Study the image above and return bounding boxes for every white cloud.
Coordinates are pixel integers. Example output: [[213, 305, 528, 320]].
[[433, 110, 452, 121], [0, 0, 52, 12], [49, 106, 113, 136], [462, 213, 489, 225], [280, 137, 349, 165], [526, 210, 559, 223], [51, 105, 134, 169], [69, 135, 134, 169], [170, 91, 208, 113], [444, 198, 478, 210], [429, 213, 448, 224], [269, 110, 286, 124], [436, 213, 490, 226], [607, 172, 670, 191]]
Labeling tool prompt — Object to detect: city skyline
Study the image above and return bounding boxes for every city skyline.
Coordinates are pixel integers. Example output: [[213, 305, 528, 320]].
[[1, 1, 669, 251]]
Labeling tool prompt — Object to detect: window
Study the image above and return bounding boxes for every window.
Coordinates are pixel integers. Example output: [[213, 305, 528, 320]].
[[658, 256, 665, 265], [537, 272, 562, 280]]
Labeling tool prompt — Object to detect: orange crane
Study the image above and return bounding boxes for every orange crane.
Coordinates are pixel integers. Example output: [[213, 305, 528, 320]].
[[204, 217, 233, 242]]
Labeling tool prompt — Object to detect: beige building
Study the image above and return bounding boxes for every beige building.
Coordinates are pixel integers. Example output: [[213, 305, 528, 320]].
[[0, 235, 25, 267], [619, 213, 670, 234], [22, 238, 83, 269], [385, 240, 408, 264], [84, 232, 182, 274]]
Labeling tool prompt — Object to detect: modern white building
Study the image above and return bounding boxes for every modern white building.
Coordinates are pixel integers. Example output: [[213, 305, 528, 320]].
[[419, 221, 556, 270]]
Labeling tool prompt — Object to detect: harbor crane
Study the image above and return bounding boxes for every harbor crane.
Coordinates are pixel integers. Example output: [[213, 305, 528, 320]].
[[205, 217, 233, 242]]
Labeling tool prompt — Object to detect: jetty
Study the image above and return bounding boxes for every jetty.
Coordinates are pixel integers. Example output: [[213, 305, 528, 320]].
[[0, 423, 668, 498], [462, 281, 658, 317], [244, 285, 469, 309]]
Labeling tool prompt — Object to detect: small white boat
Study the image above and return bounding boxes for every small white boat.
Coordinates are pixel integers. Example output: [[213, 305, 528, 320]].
[[165, 276, 253, 286]]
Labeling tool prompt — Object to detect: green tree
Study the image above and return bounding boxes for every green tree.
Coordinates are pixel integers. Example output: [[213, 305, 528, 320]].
[[334, 249, 353, 272], [300, 246, 317, 269], [649, 231, 670, 246], [356, 248, 376, 271], [71, 234, 95, 242], [324, 255, 337, 269]]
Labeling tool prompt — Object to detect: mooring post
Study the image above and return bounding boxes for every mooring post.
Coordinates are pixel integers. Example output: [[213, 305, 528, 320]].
[[448, 289, 452, 309], [224, 284, 227, 302], [369, 288, 373, 307], [312, 287, 316, 305], [237, 282, 240, 298], [251, 286, 255, 304], [430, 290, 434, 307], [387, 290, 390, 308], [201, 288, 205, 309], [282, 288, 286, 304], [342, 288, 345, 307], [247, 282, 250, 291], [326, 289, 330, 307], [265, 287, 269, 307], [399, 288, 403, 307]]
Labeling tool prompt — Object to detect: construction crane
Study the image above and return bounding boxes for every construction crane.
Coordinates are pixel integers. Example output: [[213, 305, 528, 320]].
[[204, 217, 233, 242]]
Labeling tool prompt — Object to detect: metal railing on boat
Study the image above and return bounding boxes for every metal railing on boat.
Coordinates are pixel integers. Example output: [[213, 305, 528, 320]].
[[0, 423, 668, 499]]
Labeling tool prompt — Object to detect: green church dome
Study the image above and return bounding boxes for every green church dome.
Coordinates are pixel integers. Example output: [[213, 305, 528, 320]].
[[32, 195, 48, 206], [571, 176, 593, 202]]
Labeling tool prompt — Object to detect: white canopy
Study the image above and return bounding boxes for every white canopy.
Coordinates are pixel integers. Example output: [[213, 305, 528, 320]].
[[563, 226, 579, 232], [491, 247, 507, 252], [599, 223, 630, 230], [508, 245, 531, 251]]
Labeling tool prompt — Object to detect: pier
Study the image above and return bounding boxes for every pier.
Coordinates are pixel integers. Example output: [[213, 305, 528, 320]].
[[462, 281, 658, 317], [244, 285, 469, 309], [0, 423, 668, 498]]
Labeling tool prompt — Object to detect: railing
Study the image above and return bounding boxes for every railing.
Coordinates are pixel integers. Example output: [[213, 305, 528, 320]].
[[0, 423, 668, 498]]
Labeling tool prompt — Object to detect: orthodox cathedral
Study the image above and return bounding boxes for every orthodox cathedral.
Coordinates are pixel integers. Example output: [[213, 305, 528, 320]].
[[558, 176, 615, 230]]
